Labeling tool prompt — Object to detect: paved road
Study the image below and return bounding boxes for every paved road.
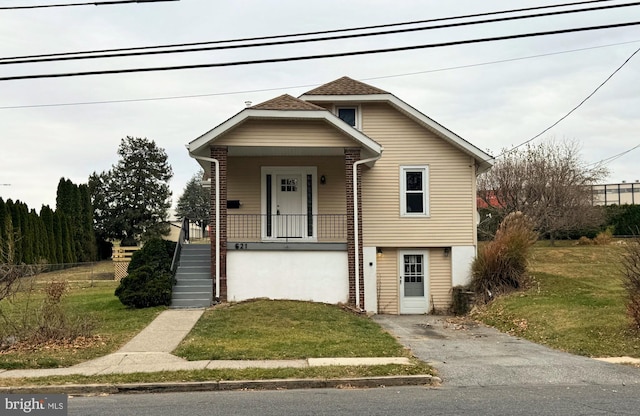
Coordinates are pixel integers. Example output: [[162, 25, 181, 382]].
[[373, 315, 640, 386], [69, 385, 640, 416]]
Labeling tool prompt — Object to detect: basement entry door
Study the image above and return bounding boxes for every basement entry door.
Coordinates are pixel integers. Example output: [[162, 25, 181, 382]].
[[399, 250, 429, 314]]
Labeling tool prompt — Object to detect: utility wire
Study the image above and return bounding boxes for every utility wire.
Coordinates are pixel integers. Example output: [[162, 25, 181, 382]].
[[0, 0, 178, 10], [2, 21, 639, 81], [3, 1, 639, 65], [2, 39, 638, 110], [0, 0, 620, 61], [589, 144, 640, 167], [497, 46, 640, 158]]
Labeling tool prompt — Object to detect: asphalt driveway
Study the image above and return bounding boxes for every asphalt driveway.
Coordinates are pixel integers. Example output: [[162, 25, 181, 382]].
[[373, 314, 640, 387]]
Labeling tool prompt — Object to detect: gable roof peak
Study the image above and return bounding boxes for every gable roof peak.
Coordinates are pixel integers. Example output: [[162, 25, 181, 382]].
[[250, 94, 326, 111], [303, 76, 389, 96]]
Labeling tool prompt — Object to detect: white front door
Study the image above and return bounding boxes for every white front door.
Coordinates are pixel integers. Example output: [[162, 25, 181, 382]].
[[275, 174, 305, 238], [399, 250, 429, 314], [262, 167, 317, 240]]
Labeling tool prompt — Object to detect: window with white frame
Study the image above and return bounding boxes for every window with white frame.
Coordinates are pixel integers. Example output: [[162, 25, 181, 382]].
[[400, 166, 429, 216], [337, 107, 358, 128]]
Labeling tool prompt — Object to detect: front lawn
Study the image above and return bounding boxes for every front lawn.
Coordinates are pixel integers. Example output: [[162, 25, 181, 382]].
[[473, 242, 640, 357], [175, 299, 408, 360], [0, 282, 165, 369]]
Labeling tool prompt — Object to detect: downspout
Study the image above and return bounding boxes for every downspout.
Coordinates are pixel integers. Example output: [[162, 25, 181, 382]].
[[353, 153, 382, 310], [190, 155, 220, 301]]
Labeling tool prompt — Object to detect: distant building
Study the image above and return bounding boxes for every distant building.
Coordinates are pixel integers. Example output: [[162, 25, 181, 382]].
[[592, 181, 640, 206]]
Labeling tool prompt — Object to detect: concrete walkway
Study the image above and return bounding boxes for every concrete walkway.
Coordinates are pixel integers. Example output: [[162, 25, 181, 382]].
[[0, 309, 410, 379]]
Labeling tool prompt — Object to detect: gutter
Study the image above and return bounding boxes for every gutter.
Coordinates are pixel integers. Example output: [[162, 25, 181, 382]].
[[353, 153, 382, 310], [190, 155, 220, 301]]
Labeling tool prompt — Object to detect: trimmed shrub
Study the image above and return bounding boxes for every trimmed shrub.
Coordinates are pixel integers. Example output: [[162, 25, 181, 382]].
[[115, 238, 177, 308], [621, 238, 640, 330], [471, 211, 538, 304], [127, 239, 176, 275], [115, 266, 174, 308]]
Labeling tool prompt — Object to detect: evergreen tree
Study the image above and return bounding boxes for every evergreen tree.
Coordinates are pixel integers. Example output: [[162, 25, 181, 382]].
[[0, 203, 14, 264], [56, 178, 97, 262], [52, 211, 64, 265], [60, 213, 76, 264], [7, 201, 27, 264], [78, 184, 97, 261], [89, 136, 173, 246], [40, 205, 57, 263], [0, 198, 11, 261], [175, 170, 210, 235]]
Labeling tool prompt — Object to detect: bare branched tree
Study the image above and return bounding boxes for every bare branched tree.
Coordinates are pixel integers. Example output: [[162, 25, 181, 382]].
[[478, 139, 608, 244]]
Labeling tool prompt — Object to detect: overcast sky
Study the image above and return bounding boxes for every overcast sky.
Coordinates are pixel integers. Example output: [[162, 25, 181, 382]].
[[1, 0, 639, 211]]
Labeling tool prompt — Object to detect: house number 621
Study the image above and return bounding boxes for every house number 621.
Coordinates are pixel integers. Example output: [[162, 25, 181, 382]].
[[235, 243, 247, 250]]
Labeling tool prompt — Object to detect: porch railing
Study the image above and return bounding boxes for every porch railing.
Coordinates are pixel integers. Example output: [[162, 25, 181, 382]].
[[228, 214, 347, 242], [170, 217, 189, 275]]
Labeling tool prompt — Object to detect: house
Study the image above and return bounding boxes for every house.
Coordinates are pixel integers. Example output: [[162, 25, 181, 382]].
[[186, 76, 494, 314]]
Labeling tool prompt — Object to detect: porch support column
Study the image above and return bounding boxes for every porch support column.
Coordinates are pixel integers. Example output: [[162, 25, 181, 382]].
[[211, 146, 228, 302], [345, 148, 364, 308]]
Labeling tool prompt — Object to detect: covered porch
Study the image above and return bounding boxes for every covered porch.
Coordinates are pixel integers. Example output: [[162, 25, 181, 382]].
[[187, 96, 382, 308]]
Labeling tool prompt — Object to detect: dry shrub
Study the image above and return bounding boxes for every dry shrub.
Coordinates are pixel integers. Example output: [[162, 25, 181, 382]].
[[621, 238, 640, 330], [593, 227, 613, 246], [471, 211, 538, 304], [576, 236, 594, 245], [1, 280, 95, 348]]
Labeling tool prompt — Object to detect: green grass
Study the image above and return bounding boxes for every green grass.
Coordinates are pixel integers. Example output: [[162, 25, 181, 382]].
[[175, 299, 407, 360], [0, 361, 434, 387], [0, 283, 165, 369], [473, 242, 640, 358]]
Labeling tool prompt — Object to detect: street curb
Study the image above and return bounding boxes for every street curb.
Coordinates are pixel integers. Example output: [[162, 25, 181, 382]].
[[0, 375, 441, 396]]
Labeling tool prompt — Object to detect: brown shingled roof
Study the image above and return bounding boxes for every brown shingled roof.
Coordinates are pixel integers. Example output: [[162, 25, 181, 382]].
[[303, 76, 388, 95], [250, 94, 326, 111]]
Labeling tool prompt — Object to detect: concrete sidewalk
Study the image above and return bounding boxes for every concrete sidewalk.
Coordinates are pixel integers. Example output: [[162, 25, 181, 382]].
[[0, 309, 411, 379]]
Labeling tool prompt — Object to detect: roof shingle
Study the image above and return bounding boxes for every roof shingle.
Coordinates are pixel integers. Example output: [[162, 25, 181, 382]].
[[303, 76, 388, 95], [250, 94, 326, 111]]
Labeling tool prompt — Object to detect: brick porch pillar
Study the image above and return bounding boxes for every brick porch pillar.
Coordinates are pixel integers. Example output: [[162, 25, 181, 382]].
[[345, 148, 365, 309], [211, 146, 228, 302]]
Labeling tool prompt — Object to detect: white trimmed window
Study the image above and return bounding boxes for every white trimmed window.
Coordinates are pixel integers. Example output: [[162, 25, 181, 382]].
[[337, 107, 359, 129], [400, 166, 429, 217]]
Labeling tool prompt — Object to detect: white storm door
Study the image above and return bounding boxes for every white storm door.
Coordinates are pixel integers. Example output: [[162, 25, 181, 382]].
[[399, 250, 429, 314], [275, 174, 305, 238]]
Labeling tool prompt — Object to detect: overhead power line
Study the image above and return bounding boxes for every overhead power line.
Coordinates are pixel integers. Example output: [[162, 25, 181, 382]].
[[0, 0, 622, 62], [589, 144, 640, 167], [0, 0, 178, 10], [497, 46, 640, 159], [2, 39, 638, 110], [3, 1, 639, 66], [2, 21, 639, 81]]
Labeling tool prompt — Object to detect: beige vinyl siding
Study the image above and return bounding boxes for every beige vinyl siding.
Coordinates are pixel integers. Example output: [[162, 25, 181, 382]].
[[227, 156, 346, 214], [360, 103, 476, 247], [376, 248, 398, 314], [429, 248, 452, 312], [216, 119, 358, 148]]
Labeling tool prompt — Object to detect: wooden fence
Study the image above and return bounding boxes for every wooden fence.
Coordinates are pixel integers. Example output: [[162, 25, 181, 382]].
[[112, 245, 142, 281]]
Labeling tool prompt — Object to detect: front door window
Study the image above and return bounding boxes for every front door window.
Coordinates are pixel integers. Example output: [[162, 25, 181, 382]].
[[403, 254, 424, 297]]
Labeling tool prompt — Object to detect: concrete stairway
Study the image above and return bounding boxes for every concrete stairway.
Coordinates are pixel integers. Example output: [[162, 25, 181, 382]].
[[171, 244, 213, 308]]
